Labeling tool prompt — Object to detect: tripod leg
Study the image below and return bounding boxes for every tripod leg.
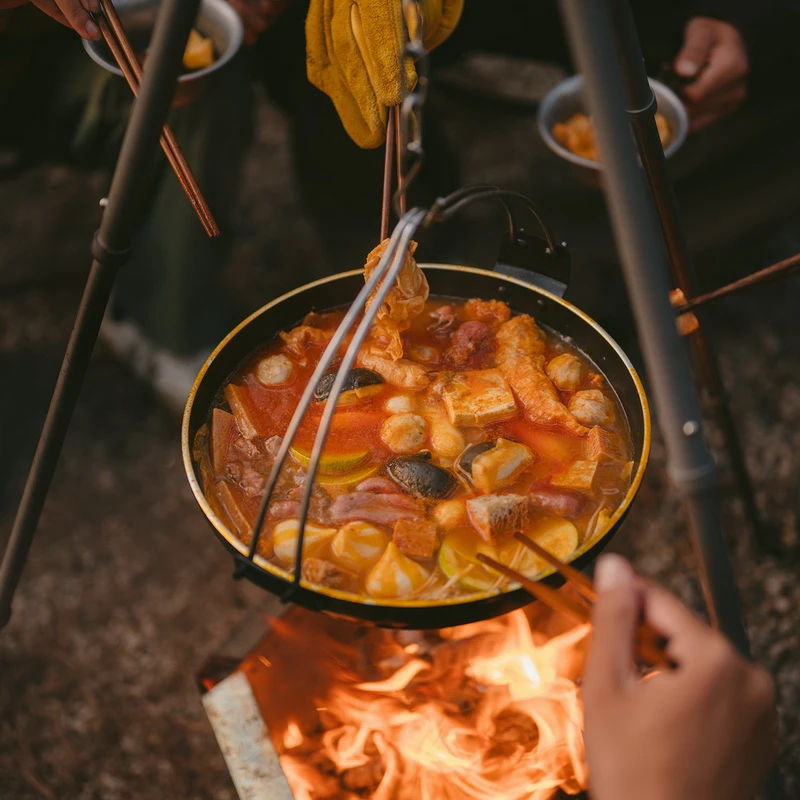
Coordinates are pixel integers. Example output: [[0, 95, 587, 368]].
[[606, 0, 771, 552], [0, 0, 202, 628]]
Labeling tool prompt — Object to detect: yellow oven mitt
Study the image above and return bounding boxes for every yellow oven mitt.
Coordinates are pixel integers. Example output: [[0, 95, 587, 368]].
[[306, 0, 463, 149]]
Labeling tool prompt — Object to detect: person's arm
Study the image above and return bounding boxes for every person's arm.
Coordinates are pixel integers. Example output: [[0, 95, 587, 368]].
[[583, 554, 777, 800]]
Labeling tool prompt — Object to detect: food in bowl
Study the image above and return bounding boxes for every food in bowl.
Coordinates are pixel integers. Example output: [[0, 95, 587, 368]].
[[552, 111, 671, 162], [134, 27, 216, 72], [182, 29, 215, 70], [194, 242, 634, 601]]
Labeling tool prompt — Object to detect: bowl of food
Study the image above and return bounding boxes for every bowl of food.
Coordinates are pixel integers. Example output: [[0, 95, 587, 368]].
[[183, 240, 651, 629], [537, 74, 688, 185], [83, 0, 243, 105]]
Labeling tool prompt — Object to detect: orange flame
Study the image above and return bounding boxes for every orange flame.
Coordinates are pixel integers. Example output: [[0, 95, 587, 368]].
[[266, 608, 590, 800]]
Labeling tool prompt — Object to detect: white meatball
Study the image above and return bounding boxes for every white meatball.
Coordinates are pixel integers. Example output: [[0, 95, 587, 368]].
[[385, 394, 415, 414], [568, 389, 614, 427], [380, 413, 428, 453], [546, 353, 582, 391], [256, 354, 293, 386]]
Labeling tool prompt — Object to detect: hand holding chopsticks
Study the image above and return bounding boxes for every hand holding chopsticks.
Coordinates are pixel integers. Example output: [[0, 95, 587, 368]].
[[94, 0, 220, 238], [582, 555, 778, 800], [477, 534, 672, 669]]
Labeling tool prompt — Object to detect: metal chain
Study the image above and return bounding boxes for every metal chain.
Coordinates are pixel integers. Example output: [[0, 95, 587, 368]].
[[394, 0, 429, 216]]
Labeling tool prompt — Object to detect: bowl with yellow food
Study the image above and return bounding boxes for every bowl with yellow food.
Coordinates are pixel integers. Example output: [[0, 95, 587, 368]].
[[83, 0, 243, 105], [537, 74, 688, 186]]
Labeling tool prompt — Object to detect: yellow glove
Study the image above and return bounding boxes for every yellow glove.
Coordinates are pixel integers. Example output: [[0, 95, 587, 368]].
[[306, 0, 463, 149]]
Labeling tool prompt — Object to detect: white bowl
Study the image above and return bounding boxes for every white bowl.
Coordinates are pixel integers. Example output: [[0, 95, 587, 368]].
[[83, 0, 243, 87], [537, 74, 688, 181]]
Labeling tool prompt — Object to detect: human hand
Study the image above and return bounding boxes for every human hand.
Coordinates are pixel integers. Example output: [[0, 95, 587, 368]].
[[673, 17, 749, 131], [583, 554, 777, 800], [0, 0, 101, 39], [227, 0, 289, 45]]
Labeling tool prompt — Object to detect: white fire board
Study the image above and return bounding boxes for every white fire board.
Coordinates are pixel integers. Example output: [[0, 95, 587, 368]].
[[203, 671, 294, 800]]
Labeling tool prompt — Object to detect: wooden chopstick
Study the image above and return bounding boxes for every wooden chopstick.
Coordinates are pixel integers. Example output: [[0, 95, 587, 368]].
[[394, 106, 407, 215], [380, 106, 396, 241], [514, 532, 597, 603], [477, 550, 672, 669], [512, 532, 670, 665], [96, 0, 220, 238], [675, 251, 800, 315], [477, 553, 591, 625]]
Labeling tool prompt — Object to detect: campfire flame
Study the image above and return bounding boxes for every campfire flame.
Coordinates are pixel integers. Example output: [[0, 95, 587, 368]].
[[259, 607, 590, 800]]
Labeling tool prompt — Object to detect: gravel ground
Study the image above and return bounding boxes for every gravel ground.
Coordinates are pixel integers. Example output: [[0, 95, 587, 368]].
[[1, 65, 799, 799]]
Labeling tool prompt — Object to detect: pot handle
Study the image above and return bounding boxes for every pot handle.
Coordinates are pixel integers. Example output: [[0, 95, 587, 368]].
[[495, 228, 571, 298]]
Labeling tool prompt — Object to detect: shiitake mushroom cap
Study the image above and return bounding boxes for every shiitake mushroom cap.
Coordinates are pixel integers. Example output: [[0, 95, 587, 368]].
[[314, 368, 383, 402]]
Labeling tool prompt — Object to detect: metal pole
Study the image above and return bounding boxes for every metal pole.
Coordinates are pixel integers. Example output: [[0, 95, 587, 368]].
[[558, 0, 750, 655], [0, 0, 202, 628], [607, 0, 771, 552]]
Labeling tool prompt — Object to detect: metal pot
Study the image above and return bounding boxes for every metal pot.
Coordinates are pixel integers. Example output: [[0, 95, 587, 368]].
[[182, 264, 651, 628]]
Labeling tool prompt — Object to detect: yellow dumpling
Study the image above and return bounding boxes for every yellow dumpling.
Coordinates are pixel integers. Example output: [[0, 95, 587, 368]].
[[272, 519, 337, 566], [331, 521, 389, 572], [365, 543, 430, 598]]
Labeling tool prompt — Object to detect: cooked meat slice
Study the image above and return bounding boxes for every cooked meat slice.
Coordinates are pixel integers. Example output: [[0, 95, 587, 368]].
[[466, 494, 530, 543], [551, 461, 598, 493], [255, 353, 294, 386], [380, 413, 428, 453], [285, 480, 333, 526], [529, 486, 586, 517], [393, 518, 438, 560], [212, 408, 236, 473], [429, 304, 459, 333], [301, 558, 355, 589], [235, 464, 266, 497], [223, 383, 263, 439], [232, 435, 260, 460], [357, 347, 430, 391], [355, 476, 398, 493], [330, 491, 423, 525], [545, 353, 582, 391], [463, 298, 512, 327], [363, 238, 428, 361], [438, 369, 517, 427], [279, 325, 332, 365], [444, 321, 494, 368], [568, 389, 614, 427], [269, 499, 302, 520], [496, 316, 588, 436], [584, 426, 625, 462]]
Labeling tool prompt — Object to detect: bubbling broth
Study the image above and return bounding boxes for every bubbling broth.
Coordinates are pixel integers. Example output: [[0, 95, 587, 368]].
[[196, 291, 634, 602]]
